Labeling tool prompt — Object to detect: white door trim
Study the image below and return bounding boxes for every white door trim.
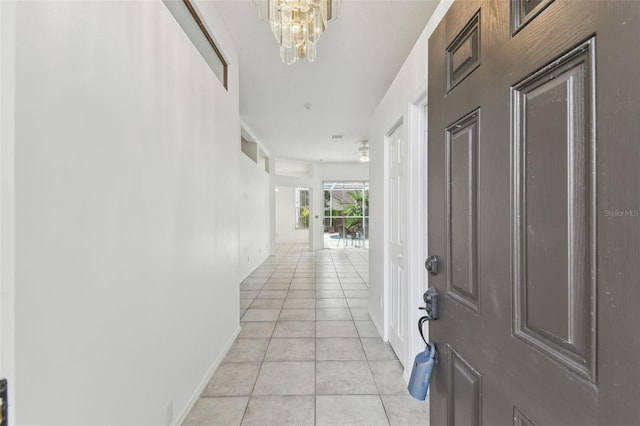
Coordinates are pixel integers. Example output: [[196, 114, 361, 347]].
[[404, 92, 428, 379], [383, 119, 403, 344], [382, 90, 428, 375], [1, 1, 17, 421]]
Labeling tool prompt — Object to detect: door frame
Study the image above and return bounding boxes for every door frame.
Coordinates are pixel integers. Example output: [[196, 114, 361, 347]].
[[383, 90, 429, 373], [405, 93, 428, 380], [0, 0, 17, 421], [383, 118, 403, 345]]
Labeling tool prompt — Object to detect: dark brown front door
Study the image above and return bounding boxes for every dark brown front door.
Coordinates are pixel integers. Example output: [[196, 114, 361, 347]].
[[427, 1, 640, 425]]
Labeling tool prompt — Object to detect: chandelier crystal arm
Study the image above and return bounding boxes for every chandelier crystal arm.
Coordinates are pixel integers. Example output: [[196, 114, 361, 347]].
[[253, 0, 341, 65]]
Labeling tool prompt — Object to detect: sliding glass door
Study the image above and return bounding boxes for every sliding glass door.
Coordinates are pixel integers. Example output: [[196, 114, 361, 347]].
[[323, 181, 369, 248]]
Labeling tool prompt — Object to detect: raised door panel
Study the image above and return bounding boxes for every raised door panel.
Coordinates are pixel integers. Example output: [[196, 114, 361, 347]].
[[512, 39, 596, 381], [445, 110, 480, 313], [448, 345, 482, 426]]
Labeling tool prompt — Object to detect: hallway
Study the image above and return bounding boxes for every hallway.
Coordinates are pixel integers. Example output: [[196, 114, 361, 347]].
[[184, 244, 429, 425]]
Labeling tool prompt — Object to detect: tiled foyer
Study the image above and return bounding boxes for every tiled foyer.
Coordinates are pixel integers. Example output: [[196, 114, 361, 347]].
[[184, 244, 429, 425]]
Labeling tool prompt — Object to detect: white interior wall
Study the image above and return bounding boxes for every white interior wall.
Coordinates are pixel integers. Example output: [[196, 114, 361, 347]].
[[275, 186, 310, 244], [9, 1, 244, 424], [238, 153, 271, 280], [367, 0, 453, 372]]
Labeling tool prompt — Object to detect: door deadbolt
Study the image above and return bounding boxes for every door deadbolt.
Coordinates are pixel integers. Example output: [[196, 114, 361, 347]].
[[425, 255, 439, 275]]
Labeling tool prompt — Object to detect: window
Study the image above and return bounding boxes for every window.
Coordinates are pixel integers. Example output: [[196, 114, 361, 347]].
[[164, 0, 229, 89], [295, 188, 310, 229]]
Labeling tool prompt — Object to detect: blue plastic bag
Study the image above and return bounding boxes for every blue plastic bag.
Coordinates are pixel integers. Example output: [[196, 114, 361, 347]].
[[407, 342, 436, 400]]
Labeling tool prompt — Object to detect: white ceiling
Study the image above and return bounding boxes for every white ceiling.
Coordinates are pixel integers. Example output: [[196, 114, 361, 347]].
[[213, 0, 440, 162]]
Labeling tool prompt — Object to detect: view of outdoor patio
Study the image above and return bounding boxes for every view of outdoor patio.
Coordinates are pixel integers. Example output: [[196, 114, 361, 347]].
[[323, 182, 369, 249]]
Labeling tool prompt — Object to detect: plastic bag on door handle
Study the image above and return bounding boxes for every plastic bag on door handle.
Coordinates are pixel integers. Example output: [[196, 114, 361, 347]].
[[407, 342, 436, 401]]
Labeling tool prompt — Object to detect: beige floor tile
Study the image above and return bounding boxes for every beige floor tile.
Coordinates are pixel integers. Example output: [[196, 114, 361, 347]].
[[238, 322, 276, 338], [265, 338, 315, 361], [361, 338, 399, 361], [347, 298, 369, 308], [242, 277, 269, 284], [287, 290, 316, 299], [253, 361, 315, 395], [241, 309, 281, 322], [350, 308, 371, 320], [183, 397, 249, 426], [242, 396, 315, 426], [250, 298, 284, 309], [316, 308, 352, 321], [283, 298, 314, 309], [316, 361, 378, 394], [279, 309, 316, 321], [315, 283, 342, 290], [291, 277, 316, 283], [225, 339, 269, 363], [185, 246, 418, 425], [240, 290, 259, 299], [203, 362, 261, 396], [355, 320, 380, 338], [316, 320, 358, 337], [266, 277, 292, 284], [289, 283, 316, 290], [257, 290, 287, 299], [370, 360, 408, 395], [272, 321, 316, 338], [315, 298, 348, 308], [316, 290, 345, 299], [316, 272, 339, 278], [381, 395, 430, 426], [339, 277, 366, 284], [341, 283, 368, 290], [262, 283, 290, 290], [240, 283, 265, 291], [338, 274, 360, 279], [316, 395, 389, 426], [316, 338, 366, 361], [270, 273, 294, 279], [344, 290, 369, 299]]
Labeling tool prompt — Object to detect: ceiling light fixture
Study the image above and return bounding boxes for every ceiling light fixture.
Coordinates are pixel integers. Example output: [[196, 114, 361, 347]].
[[252, 0, 342, 65], [359, 141, 370, 163]]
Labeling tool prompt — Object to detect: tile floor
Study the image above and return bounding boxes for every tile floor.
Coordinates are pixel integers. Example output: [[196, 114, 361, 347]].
[[184, 244, 429, 425]]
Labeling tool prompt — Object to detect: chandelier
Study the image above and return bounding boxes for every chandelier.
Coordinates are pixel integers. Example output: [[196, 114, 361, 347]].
[[253, 0, 342, 65]]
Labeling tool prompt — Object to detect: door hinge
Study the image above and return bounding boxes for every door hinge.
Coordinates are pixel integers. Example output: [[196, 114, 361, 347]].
[[0, 378, 7, 426]]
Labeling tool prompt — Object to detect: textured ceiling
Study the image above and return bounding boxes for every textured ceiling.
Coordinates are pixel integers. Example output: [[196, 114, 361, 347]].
[[213, 0, 440, 162]]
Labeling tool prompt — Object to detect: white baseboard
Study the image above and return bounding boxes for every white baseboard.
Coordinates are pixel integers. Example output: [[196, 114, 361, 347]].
[[403, 366, 411, 384], [369, 309, 385, 341], [174, 325, 242, 426]]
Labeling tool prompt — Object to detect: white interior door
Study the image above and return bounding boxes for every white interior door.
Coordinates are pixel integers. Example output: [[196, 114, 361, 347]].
[[388, 123, 407, 365]]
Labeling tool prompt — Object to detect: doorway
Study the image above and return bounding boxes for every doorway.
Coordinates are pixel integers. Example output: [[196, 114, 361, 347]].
[[386, 122, 407, 368], [323, 181, 369, 249]]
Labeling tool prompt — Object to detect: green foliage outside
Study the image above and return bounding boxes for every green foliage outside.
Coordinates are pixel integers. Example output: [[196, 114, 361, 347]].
[[344, 190, 369, 233], [301, 207, 310, 227]]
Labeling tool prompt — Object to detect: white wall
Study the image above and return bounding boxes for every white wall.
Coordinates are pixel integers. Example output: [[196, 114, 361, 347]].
[[9, 1, 242, 424], [238, 154, 271, 280], [275, 186, 309, 244], [367, 0, 453, 373]]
